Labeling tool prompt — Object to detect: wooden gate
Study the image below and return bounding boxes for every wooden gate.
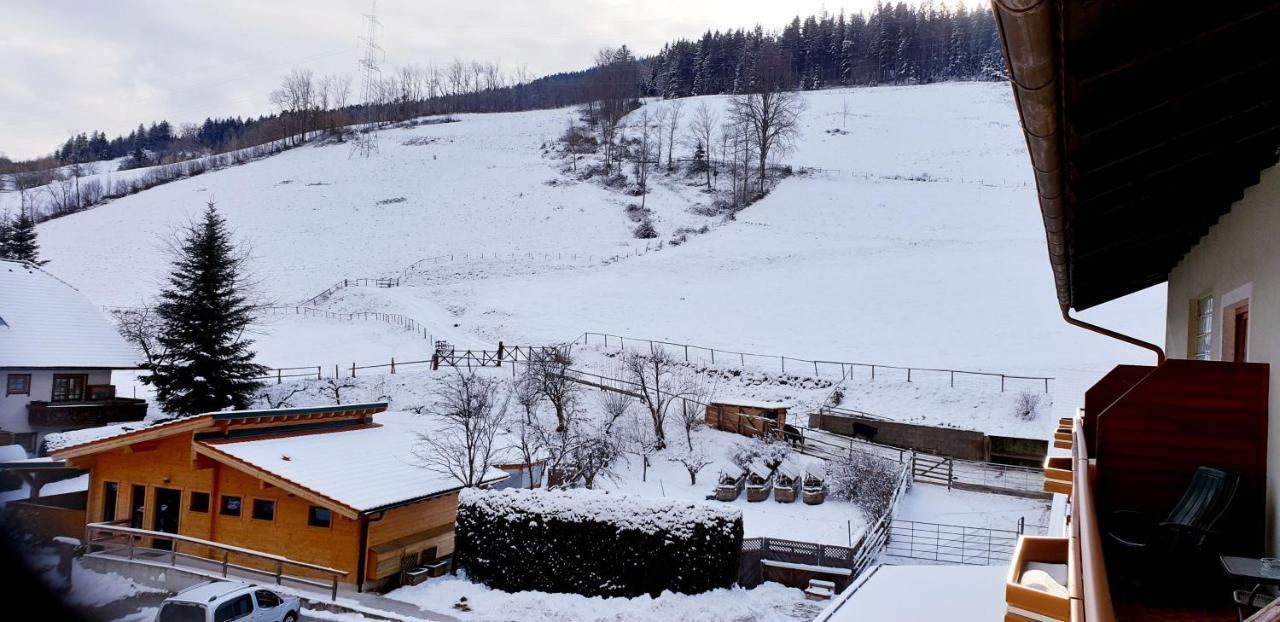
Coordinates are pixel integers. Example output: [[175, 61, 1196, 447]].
[[912, 453, 954, 490]]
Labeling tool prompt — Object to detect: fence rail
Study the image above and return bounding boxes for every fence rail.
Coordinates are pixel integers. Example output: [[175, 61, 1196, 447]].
[[884, 519, 1023, 565], [85, 521, 347, 600], [575, 332, 1052, 392], [261, 305, 434, 341]]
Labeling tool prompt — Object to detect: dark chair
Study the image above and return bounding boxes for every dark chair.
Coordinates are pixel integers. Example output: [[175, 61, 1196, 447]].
[[1107, 466, 1241, 554]]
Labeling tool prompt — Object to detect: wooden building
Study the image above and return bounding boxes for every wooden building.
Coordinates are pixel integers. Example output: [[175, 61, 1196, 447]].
[[48, 403, 507, 591], [704, 399, 791, 439]]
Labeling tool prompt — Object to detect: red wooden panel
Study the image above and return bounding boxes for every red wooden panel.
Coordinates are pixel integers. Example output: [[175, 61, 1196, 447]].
[[1094, 360, 1269, 555], [1082, 365, 1154, 457]]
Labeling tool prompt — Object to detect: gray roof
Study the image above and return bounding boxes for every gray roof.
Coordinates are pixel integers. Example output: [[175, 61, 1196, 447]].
[[0, 260, 139, 369]]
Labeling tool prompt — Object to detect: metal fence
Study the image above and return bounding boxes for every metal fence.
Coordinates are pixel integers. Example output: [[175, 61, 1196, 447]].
[[576, 331, 1052, 393], [884, 519, 1023, 565]]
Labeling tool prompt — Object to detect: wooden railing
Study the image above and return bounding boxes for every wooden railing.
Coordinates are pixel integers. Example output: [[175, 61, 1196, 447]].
[[27, 398, 147, 427], [84, 522, 348, 600]]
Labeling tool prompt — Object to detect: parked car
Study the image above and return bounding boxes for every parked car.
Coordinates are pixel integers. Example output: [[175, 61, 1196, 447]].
[[155, 580, 300, 622]]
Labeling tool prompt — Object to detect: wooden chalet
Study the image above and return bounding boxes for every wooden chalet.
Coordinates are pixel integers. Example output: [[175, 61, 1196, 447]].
[[47, 403, 507, 592], [990, 0, 1280, 620]]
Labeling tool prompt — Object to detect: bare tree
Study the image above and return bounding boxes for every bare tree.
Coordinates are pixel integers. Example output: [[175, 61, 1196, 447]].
[[622, 348, 704, 449], [687, 103, 719, 189], [622, 410, 659, 481], [664, 99, 683, 169], [668, 439, 713, 485], [317, 377, 358, 405], [414, 370, 510, 487], [270, 69, 317, 145], [632, 110, 655, 209], [728, 46, 805, 194], [110, 306, 167, 368], [526, 349, 579, 431], [599, 389, 631, 435]]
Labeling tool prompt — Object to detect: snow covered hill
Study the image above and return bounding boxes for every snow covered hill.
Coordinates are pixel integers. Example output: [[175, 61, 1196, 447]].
[[34, 82, 1165, 433]]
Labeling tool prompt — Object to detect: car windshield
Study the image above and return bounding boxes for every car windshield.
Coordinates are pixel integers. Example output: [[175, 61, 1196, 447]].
[[157, 602, 206, 622]]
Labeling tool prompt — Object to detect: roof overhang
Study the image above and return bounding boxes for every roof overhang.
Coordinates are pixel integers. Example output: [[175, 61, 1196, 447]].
[[992, 0, 1280, 310]]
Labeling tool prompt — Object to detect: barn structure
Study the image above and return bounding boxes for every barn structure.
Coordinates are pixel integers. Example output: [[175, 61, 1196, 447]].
[[704, 399, 791, 439], [47, 402, 507, 591]]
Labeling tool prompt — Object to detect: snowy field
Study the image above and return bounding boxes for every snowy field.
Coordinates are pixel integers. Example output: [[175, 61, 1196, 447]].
[[25, 82, 1164, 441]]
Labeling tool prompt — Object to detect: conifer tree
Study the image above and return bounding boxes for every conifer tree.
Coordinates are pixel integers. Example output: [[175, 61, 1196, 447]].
[[5, 212, 45, 265], [145, 201, 266, 416]]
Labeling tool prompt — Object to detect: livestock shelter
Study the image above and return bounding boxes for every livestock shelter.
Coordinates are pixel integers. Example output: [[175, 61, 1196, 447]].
[[705, 399, 791, 439], [48, 403, 507, 591]]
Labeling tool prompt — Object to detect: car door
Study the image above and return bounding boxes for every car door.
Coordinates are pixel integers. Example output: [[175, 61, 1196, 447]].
[[213, 593, 255, 622], [252, 590, 285, 622]]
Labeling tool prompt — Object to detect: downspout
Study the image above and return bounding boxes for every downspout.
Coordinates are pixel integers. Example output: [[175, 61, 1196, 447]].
[[1061, 305, 1166, 364]]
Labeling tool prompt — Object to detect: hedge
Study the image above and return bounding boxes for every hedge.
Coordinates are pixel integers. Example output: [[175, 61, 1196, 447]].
[[454, 488, 743, 597]]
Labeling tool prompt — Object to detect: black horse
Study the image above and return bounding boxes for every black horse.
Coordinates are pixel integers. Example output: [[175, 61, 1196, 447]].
[[782, 424, 805, 448]]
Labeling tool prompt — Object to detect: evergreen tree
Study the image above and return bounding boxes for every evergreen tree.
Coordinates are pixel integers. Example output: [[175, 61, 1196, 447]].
[[146, 201, 266, 416], [5, 212, 44, 265]]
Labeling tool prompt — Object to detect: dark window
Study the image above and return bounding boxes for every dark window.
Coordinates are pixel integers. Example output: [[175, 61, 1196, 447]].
[[6, 374, 30, 396], [130, 485, 146, 528], [157, 602, 206, 622], [254, 590, 282, 609], [101, 482, 118, 522], [219, 495, 242, 517], [307, 506, 331, 528], [51, 374, 87, 402], [189, 491, 210, 513], [213, 594, 254, 622], [251, 498, 275, 521]]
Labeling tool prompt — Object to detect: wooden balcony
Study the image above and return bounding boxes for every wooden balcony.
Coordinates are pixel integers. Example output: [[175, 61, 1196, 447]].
[[27, 398, 147, 428], [1008, 359, 1269, 622], [1043, 456, 1072, 495]]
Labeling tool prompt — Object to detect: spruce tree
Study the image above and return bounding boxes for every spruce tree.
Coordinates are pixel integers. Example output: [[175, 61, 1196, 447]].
[[6, 212, 45, 265], [146, 201, 266, 416]]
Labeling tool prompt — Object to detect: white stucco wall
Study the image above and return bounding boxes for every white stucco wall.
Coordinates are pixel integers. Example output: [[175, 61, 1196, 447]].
[[1, 368, 114, 435], [1166, 164, 1280, 550]]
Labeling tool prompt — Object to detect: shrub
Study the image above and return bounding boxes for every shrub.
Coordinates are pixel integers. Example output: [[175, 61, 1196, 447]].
[[455, 488, 742, 597], [625, 203, 651, 223], [729, 436, 791, 472], [633, 219, 658, 239], [1013, 390, 1042, 421], [829, 451, 901, 520]]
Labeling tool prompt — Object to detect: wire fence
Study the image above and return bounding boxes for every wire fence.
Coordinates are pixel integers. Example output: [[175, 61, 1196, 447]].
[[260, 305, 435, 341], [884, 519, 1024, 565], [798, 166, 1033, 190], [575, 331, 1053, 393]]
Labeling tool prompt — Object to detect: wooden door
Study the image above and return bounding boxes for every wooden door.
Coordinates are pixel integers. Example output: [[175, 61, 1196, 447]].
[[1234, 305, 1250, 363]]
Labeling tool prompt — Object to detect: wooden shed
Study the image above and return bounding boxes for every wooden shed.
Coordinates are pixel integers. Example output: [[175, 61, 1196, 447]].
[[704, 399, 791, 439], [715, 463, 746, 501], [745, 460, 774, 502]]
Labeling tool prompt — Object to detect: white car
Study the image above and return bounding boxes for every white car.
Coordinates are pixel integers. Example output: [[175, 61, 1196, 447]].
[[155, 581, 301, 622]]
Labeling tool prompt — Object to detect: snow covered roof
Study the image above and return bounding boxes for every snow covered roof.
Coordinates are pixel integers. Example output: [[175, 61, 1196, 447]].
[[45, 417, 185, 454], [0, 260, 139, 369], [747, 459, 773, 477], [775, 458, 803, 479], [197, 411, 507, 515], [0, 444, 28, 462], [803, 459, 828, 480], [719, 463, 745, 479], [712, 398, 792, 410]]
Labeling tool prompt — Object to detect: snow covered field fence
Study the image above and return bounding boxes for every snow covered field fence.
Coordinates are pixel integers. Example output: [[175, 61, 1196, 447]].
[[576, 332, 1054, 392], [261, 305, 435, 341]]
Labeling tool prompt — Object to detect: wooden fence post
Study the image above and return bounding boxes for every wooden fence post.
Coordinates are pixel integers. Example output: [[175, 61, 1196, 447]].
[[351, 363, 356, 378], [334, 364, 339, 379], [390, 357, 396, 374], [432, 353, 440, 371], [316, 367, 321, 380], [277, 369, 282, 384], [497, 341, 505, 367]]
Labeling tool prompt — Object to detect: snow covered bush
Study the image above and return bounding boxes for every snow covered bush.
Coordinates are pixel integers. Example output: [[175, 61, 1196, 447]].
[[729, 436, 791, 473], [828, 451, 902, 521], [454, 488, 742, 598], [633, 218, 658, 239], [1013, 390, 1042, 421]]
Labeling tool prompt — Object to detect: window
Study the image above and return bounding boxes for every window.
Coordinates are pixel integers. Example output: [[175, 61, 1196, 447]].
[[130, 485, 146, 529], [157, 602, 206, 622], [1193, 295, 1214, 361], [307, 505, 332, 528], [189, 492, 210, 513], [6, 374, 30, 396], [213, 594, 254, 622], [51, 374, 88, 402], [101, 482, 118, 522], [219, 495, 242, 517], [251, 498, 275, 521], [253, 590, 282, 609]]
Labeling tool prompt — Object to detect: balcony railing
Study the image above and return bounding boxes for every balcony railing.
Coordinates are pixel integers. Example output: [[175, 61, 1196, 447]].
[[27, 398, 147, 427]]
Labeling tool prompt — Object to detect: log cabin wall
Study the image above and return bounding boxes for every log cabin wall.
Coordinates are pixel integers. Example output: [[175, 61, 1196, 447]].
[[705, 403, 787, 438], [79, 433, 362, 582], [364, 493, 460, 584]]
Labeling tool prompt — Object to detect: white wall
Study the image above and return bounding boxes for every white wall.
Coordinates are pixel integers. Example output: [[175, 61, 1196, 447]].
[[1165, 164, 1280, 550], [1, 368, 114, 435]]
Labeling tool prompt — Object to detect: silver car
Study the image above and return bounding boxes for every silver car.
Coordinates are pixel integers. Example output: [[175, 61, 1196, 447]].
[[155, 580, 301, 622]]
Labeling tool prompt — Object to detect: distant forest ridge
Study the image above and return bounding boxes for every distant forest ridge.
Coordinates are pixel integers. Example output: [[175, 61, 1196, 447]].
[[4, 2, 1002, 172]]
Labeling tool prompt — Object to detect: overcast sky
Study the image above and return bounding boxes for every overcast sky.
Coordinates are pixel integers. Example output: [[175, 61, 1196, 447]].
[[1, 0, 881, 159]]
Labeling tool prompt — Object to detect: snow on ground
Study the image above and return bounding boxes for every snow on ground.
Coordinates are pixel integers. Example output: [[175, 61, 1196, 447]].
[[894, 484, 1050, 534], [386, 574, 821, 622], [817, 565, 1008, 621], [35, 82, 1164, 438]]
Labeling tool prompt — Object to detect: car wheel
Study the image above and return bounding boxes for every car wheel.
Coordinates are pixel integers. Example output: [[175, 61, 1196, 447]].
[[283, 612, 298, 622]]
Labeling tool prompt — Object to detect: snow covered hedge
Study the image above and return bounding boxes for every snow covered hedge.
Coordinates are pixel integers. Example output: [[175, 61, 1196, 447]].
[[455, 488, 743, 597]]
